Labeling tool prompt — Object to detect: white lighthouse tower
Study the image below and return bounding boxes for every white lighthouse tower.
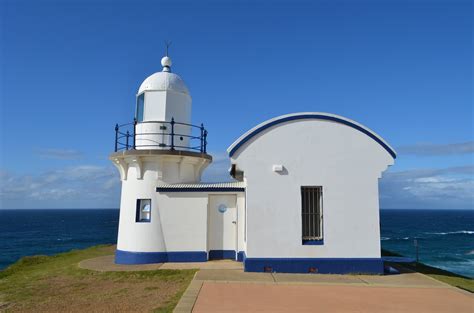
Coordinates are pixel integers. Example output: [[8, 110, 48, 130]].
[[109, 52, 395, 273], [110, 55, 212, 264]]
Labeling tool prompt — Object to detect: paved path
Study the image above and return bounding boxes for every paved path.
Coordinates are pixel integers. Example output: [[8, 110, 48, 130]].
[[79, 255, 242, 272], [161, 260, 243, 270], [192, 282, 473, 313], [78, 256, 473, 312], [175, 267, 473, 313], [192, 269, 448, 288]]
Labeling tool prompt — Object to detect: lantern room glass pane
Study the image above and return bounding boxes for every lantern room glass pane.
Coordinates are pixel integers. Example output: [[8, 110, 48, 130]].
[[136, 93, 145, 122]]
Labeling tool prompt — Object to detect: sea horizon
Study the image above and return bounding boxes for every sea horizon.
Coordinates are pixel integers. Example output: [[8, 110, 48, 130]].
[[1, 208, 473, 278], [1, 208, 473, 210]]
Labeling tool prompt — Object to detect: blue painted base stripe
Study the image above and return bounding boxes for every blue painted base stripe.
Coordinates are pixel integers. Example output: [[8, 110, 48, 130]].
[[244, 258, 384, 274], [209, 250, 236, 260], [115, 250, 207, 264], [116, 251, 383, 274], [302, 240, 324, 245]]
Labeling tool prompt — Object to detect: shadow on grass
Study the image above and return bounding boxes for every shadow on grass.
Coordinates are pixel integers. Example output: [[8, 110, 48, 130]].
[[382, 249, 470, 279], [382, 249, 473, 293]]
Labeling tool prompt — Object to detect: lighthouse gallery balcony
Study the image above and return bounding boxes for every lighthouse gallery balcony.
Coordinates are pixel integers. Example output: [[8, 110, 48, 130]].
[[114, 118, 208, 154]]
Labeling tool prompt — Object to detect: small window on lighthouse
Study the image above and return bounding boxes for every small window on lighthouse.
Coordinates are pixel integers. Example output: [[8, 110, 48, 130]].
[[136, 93, 145, 122], [136, 199, 151, 222]]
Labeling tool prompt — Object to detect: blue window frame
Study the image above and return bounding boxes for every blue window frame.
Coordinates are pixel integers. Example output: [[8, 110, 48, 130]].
[[136, 93, 145, 122], [136, 199, 151, 222]]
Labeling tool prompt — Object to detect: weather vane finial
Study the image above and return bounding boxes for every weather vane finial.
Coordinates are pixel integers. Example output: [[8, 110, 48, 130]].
[[161, 41, 173, 72], [165, 40, 172, 57]]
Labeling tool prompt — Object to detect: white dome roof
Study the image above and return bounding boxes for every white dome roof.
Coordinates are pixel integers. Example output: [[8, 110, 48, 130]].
[[138, 71, 189, 95]]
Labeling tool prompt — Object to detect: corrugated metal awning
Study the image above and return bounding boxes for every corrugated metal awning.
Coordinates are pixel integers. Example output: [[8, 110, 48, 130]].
[[156, 181, 246, 192]]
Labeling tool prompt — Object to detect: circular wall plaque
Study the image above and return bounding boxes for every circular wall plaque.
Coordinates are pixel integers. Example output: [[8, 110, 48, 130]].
[[218, 204, 227, 213]]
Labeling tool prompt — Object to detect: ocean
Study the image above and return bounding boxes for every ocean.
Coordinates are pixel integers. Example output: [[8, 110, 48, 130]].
[[380, 209, 473, 278], [0, 209, 119, 270], [0, 209, 473, 278]]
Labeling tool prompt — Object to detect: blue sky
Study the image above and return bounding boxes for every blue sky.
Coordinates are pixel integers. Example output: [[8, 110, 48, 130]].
[[0, 0, 472, 209]]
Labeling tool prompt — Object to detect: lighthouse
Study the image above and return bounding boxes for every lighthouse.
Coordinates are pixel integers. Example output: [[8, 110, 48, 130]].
[[110, 53, 395, 274], [110, 55, 212, 264]]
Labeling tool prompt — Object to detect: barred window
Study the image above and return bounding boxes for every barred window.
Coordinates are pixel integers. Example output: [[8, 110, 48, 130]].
[[301, 186, 323, 242]]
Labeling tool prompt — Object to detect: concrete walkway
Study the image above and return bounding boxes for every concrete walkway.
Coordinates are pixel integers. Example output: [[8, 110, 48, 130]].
[[191, 282, 473, 313], [78, 255, 243, 271], [161, 260, 243, 270], [78, 255, 473, 312], [175, 266, 473, 313], [190, 269, 449, 288]]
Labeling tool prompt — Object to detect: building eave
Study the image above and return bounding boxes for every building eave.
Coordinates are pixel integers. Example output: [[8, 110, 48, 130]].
[[227, 112, 397, 159]]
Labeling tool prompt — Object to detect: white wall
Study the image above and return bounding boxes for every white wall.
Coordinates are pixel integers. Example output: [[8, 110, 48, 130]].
[[143, 90, 191, 124], [118, 189, 246, 254], [114, 152, 246, 255], [158, 193, 209, 252], [144, 92, 166, 121], [237, 194, 246, 253], [231, 119, 394, 259], [136, 90, 192, 150], [115, 155, 211, 253], [117, 165, 167, 252]]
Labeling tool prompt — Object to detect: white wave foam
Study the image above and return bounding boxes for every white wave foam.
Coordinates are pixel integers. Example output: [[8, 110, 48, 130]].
[[383, 236, 412, 240], [426, 230, 474, 235]]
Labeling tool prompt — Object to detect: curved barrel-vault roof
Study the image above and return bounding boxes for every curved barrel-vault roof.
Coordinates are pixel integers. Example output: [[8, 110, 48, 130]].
[[227, 112, 397, 159]]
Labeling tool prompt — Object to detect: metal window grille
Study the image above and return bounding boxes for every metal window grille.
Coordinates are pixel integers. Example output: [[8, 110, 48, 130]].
[[301, 186, 323, 240]]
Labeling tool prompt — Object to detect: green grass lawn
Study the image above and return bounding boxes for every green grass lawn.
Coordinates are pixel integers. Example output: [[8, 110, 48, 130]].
[[0, 245, 197, 312], [382, 249, 474, 293], [1, 246, 471, 312]]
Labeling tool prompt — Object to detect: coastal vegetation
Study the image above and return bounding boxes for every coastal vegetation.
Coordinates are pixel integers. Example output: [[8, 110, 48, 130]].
[[0, 245, 471, 312], [404, 262, 474, 293], [0, 245, 196, 312], [382, 249, 474, 293]]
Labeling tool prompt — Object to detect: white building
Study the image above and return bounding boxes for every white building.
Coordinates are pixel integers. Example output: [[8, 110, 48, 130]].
[[110, 56, 396, 274]]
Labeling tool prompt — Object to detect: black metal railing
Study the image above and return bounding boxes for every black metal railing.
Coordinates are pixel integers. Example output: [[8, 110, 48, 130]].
[[114, 118, 207, 153]]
